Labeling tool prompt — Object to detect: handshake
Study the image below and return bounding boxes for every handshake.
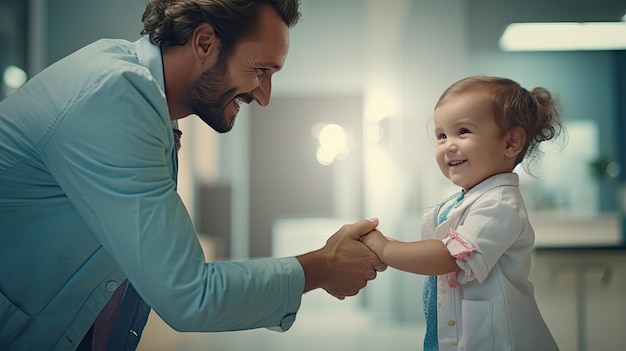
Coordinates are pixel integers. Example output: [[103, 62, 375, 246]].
[[295, 217, 391, 300]]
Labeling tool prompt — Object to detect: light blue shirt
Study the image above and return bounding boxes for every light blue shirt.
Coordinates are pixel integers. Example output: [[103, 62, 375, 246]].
[[0, 37, 304, 351]]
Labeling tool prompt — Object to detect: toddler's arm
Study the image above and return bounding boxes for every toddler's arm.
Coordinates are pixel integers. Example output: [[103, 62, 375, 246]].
[[360, 230, 460, 276]]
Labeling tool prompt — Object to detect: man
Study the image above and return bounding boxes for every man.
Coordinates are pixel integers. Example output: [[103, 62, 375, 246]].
[[0, 0, 386, 350]]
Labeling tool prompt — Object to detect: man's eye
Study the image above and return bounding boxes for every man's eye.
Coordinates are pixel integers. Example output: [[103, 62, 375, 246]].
[[256, 68, 269, 76]]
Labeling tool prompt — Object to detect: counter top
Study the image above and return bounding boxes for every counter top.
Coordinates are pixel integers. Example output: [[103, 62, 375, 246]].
[[531, 213, 623, 250]]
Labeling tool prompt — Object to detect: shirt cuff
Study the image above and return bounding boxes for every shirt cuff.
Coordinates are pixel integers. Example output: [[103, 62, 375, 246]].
[[442, 228, 478, 288], [268, 257, 305, 332], [265, 312, 296, 333]]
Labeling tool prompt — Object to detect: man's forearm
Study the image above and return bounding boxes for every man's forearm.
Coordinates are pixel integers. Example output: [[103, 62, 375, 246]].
[[295, 250, 329, 293]]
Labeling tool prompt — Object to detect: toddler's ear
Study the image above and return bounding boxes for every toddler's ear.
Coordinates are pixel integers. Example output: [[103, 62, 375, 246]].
[[504, 127, 526, 158]]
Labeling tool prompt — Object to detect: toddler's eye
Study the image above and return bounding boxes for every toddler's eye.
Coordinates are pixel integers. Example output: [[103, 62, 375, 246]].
[[437, 133, 447, 140], [459, 128, 470, 135]]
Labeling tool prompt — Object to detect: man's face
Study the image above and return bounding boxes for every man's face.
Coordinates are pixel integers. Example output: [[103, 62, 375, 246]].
[[188, 5, 290, 133], [186, 59, 247, 133]]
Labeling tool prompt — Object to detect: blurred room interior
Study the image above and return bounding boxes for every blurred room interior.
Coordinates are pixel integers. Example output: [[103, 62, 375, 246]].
[[2, 0, 625, 350]]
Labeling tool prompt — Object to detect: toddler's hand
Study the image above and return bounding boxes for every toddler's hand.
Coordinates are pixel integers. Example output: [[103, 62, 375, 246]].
[[359, 229, 390, 261]]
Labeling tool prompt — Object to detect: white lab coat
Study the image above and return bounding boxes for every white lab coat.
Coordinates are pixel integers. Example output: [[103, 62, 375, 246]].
[[422, 173, 559, 350]]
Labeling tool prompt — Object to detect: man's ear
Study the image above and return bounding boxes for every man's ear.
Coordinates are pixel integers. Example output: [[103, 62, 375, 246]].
[[504, 127, 526, 158], [191, 23, 219, 64]]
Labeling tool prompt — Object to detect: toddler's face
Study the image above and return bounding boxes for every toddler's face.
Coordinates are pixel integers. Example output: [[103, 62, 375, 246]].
[[433, 93, 512, 192]]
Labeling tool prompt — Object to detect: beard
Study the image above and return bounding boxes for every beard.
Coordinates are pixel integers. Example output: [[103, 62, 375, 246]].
[[186, 60, 242, 133]]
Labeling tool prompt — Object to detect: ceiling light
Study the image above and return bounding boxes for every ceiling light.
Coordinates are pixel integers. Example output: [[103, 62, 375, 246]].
[[499, 22, 626, 51]]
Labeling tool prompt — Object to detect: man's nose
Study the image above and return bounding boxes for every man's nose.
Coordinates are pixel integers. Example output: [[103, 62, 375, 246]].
[[252, 77, 272, 107]]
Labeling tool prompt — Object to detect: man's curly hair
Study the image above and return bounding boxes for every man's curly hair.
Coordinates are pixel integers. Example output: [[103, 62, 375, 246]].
[[141, 0, 301, 59]]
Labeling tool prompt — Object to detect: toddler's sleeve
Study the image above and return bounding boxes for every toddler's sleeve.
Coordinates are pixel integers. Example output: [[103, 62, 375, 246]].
[[442, 228, 477, 288]]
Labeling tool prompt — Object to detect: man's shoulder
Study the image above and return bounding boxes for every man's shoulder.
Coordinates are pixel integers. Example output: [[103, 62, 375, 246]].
[[37, 38, 152, 95]]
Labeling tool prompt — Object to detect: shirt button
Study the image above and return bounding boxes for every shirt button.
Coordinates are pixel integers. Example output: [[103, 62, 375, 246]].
[[451, 340, 458, 346], [448, 320, 456, 326], [106, 281, 118, 291]]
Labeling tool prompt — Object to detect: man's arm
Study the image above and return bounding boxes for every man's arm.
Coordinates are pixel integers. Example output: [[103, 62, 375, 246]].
[[296, 218, 387, 300]]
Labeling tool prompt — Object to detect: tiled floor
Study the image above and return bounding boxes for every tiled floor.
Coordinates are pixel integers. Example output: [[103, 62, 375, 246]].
[[137, 293, 425, 351]]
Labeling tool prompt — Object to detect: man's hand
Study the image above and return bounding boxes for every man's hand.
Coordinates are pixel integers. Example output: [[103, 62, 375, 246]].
[[296, 218, 387, 300]]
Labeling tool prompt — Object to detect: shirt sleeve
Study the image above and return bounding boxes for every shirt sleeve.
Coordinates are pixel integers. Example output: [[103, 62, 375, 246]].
[[42, 67, 304, 332], [445, 188, 525, 284], [442, 228, 477, 288]]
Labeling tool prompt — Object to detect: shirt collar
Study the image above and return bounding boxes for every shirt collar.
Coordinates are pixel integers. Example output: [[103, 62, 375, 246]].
[[134, 36, 165, 94]]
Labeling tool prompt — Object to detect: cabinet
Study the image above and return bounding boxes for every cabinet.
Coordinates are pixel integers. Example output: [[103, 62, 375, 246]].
[[531, 247, 626, 351]]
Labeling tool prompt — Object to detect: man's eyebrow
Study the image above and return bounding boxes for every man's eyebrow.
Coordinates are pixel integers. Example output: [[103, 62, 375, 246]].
[[259, 61, 283, 70]]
